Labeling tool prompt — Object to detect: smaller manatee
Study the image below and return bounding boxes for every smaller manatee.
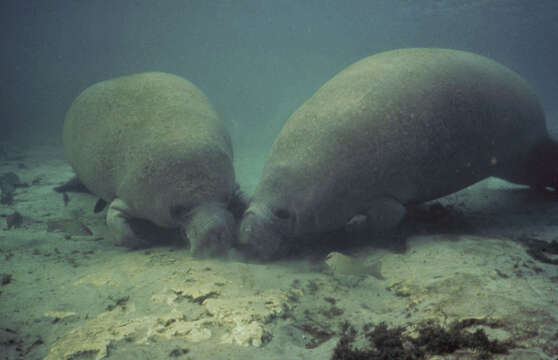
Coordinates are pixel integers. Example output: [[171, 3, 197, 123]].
[[61, 72, 244, 256]]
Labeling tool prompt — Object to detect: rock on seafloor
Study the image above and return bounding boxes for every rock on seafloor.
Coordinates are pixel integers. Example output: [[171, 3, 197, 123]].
[[45, 251, 301, 359]]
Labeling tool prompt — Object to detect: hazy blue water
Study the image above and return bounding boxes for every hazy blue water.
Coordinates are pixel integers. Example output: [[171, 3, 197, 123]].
[[1, 4, 558, 358], [2, 0, 558, 147]]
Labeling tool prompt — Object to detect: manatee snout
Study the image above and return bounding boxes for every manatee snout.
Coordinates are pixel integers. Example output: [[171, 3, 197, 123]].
[[184, 203, 235, 257], [238, 206, 288, 260]]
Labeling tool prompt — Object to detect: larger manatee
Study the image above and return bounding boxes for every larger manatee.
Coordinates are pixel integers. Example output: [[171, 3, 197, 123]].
[[63, 72, 240, 256], [239, 48, 558, 259]]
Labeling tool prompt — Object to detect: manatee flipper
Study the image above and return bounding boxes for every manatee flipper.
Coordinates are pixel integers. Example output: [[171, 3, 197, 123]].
[[53, 176, 90, 193], [345, 197, 406, 233], [106, 198, 149, 248]]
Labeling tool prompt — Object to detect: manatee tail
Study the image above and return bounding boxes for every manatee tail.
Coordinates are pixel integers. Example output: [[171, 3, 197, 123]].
[[53, 175, 90, 193], [524, 137, 558, 192]]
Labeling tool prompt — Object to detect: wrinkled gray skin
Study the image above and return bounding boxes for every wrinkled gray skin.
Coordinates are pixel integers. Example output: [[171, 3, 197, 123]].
[[239, 48, 558, 259], [63, 72, 237, 256]]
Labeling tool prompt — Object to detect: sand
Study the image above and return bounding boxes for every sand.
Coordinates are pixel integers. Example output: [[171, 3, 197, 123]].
[[1, 143, 557, 359]]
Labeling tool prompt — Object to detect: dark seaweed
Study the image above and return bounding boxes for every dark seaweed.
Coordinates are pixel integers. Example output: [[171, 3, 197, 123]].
[[295, 323, 334, 349], [0, 172, 27, 205], [1, 273, 12, 285], [332, 322, 420, 360], [331, 319, 514, 360], [6, 212, 23, 229], [320, 306, 344, 318], [169, 347, 189, 356], [106, 295, 130, 311], [187, 291, 218, 304]]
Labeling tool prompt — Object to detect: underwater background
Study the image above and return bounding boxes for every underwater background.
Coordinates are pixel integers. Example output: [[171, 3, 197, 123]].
[[2, 1, 558, 359], [2, 0, 558, 150]]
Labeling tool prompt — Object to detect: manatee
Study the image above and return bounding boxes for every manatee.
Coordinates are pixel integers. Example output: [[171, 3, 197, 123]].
[[63, 72, 241, 256], [238, 48, 558, 259]]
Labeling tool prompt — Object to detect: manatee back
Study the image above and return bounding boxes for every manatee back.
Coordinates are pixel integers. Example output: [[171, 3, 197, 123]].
[[261, 48, 546, 208], [63, 72, 234, 226]]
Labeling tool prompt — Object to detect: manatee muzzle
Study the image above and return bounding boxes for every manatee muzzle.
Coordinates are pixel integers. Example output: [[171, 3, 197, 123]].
[[238, 208, 285, 259], [184, 203, 234, 257]]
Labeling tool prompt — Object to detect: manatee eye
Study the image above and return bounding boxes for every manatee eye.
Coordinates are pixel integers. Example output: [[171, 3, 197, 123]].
[[273, 208, 291, 220], [170, 205, 188, 219]]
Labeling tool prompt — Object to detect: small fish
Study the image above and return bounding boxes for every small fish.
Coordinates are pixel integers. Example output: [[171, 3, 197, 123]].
[[325, 252, 384, 280]]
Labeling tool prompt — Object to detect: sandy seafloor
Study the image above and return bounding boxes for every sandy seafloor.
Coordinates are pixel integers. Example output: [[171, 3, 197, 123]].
[[1, 143, 558, 360]]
